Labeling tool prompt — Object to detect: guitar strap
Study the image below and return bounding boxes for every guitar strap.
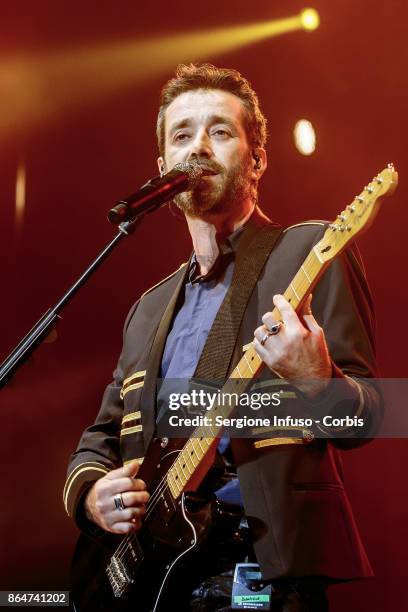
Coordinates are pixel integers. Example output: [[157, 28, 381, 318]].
[[180, 220, 283, 491], [193, 221, 283, 381]]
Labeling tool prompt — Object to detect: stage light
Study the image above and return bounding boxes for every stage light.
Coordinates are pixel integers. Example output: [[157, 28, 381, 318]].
[[15, 161, 26, 231], [0, 9, 320, 136], [294, 120, 316, 155], [300, 8, 320, 31]]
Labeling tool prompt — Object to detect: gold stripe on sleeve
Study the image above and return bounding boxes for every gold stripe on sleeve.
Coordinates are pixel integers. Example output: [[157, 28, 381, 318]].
[[121, 411, 142, 425], [63, 462, 110, 515], [254, 437, 305, 449], [120, 424, 143, 437], [120, 380, 144, 400]]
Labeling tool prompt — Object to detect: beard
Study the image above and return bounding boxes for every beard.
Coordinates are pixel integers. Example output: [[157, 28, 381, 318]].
[[173, 152, 254, 217]]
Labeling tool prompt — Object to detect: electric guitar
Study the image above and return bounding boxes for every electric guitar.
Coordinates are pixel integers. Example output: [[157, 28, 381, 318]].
[[71, 165, 398, 612]]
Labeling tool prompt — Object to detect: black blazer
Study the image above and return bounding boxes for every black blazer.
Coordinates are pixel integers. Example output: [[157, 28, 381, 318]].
[[64, 210, 382, 582]]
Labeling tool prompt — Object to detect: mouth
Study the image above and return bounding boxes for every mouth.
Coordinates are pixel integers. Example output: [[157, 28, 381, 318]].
[[195, 164, 219, 176]]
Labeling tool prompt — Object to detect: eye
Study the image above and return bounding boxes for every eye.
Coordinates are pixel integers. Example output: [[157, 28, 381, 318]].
[[213, 129, 229, 136], [174, 132, 190, 143]]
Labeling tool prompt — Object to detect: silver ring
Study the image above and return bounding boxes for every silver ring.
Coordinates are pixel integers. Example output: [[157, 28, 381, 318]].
[[268, 321, 283, 335], [113, 493, 125, 511], [260, 321, 283, 346]]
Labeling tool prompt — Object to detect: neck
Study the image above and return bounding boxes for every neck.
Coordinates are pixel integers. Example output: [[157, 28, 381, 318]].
[[186, 203, 256, 276]]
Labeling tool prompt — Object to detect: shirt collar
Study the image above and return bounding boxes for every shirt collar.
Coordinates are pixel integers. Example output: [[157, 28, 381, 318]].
[[188, 206, 274, 284]]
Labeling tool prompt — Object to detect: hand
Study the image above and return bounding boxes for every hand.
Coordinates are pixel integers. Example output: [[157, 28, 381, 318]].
[[253, 294, 332, 398], [84, 460, 150, 535]]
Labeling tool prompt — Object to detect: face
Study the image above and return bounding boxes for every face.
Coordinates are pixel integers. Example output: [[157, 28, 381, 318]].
[[159, 89, 258, 219]]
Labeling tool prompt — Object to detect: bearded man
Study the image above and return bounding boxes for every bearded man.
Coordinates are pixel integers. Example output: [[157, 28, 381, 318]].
[[65, 64, 381, 611]]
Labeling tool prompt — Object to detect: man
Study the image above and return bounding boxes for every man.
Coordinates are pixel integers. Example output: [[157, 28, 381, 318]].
[[65, 64, 381, 611]]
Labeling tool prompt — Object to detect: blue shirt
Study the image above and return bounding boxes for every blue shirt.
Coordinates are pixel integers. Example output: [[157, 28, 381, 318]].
[[159, 237, 243, 505]]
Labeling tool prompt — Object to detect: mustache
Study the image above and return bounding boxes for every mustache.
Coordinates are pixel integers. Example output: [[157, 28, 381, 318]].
[[188, 156, 225, 175]]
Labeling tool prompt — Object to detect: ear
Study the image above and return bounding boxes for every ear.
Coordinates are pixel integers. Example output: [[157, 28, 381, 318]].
[[157, 156, 166, 177], [251, 148, 267, 181]]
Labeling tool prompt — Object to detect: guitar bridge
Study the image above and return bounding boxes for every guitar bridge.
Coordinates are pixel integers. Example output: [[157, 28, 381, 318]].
[[106, 555, 134, 598], [106, 538, 144, 599]]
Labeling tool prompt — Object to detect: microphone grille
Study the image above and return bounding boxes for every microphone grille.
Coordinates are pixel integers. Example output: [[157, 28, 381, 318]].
[[173, 161, 204, 188]]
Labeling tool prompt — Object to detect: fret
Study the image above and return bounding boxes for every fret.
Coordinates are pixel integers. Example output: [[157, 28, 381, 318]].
[[290, 282, 300, 302], [186, 442, 199, 468], [173, 464, 187, 486], [167, 469, 180, 498], [301, 264, 312, 284], [196, 437, 206, 454], [235, 362, 243, 378], [243, 351, 254, 374], [183, 450, 194, 474], [179, 452, 193, 476]]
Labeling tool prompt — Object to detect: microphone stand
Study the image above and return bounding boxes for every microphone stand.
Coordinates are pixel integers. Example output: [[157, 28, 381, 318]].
[[0, 219, 139, 389]]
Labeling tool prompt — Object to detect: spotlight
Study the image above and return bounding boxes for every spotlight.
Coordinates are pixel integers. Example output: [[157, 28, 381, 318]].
[[15, 161, 26, 231], [294, 120, 316, 155], [300, 8, 320, 31]]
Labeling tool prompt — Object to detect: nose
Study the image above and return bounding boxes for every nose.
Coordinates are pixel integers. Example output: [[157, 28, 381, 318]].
[[189, 127, 213, 159]]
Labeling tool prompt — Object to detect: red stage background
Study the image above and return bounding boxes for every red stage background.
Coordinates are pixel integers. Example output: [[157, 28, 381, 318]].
[[1, 1, 407, 610]]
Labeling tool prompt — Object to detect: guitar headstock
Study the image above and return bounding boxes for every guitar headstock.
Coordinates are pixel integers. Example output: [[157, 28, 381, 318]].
[[315, 163, 398, 262]]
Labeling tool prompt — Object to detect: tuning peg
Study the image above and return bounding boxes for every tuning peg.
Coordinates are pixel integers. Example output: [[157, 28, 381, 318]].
[[347, 204, 356, 212], [337, 214, 346, 222], [355, 196, 364, 203], [365, 186, 374, 194], [329, 223, 337, 231], [375, 176, 384, 184]]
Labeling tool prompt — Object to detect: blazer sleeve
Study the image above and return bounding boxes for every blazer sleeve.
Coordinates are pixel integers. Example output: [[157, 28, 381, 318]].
[[299, 241, 383, 448], [63, 300, 139, 525]]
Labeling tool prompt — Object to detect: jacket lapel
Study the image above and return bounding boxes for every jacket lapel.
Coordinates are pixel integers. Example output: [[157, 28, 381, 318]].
[[139, 262, 191, 451]]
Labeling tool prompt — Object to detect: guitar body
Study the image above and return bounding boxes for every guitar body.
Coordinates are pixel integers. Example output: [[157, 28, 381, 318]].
[[71, 440, 217, 612]]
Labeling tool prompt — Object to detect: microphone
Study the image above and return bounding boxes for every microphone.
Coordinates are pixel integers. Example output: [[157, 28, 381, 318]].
[[108, 162, 205, 225]]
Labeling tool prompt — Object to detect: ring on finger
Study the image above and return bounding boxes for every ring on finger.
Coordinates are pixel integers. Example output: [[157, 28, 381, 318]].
[[113, 493, 126, 511], [260, 321, 283, 346], [266, 320, 283, 335]]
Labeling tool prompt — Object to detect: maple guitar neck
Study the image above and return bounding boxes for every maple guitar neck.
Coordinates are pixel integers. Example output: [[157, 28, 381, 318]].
[[165, 164, 399, 501]]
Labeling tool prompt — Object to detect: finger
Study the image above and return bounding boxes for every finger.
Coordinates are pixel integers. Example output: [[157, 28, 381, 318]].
[[105, 460, 140, 481], [111, 519, 141, 534], [122, 491, 150, 508], [261, 311, 277, 327], [112, 505, 146, 521], [262, 312, 283, 331], [252, 338, 282, 378], [109, 477, 148, 495], [253, 325, 275, 348], [253, 335, 276, 361], [272, 295, 300, 327]]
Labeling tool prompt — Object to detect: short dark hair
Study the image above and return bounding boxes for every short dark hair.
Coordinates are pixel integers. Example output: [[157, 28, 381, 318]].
[[156, 63, 267, 156]]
